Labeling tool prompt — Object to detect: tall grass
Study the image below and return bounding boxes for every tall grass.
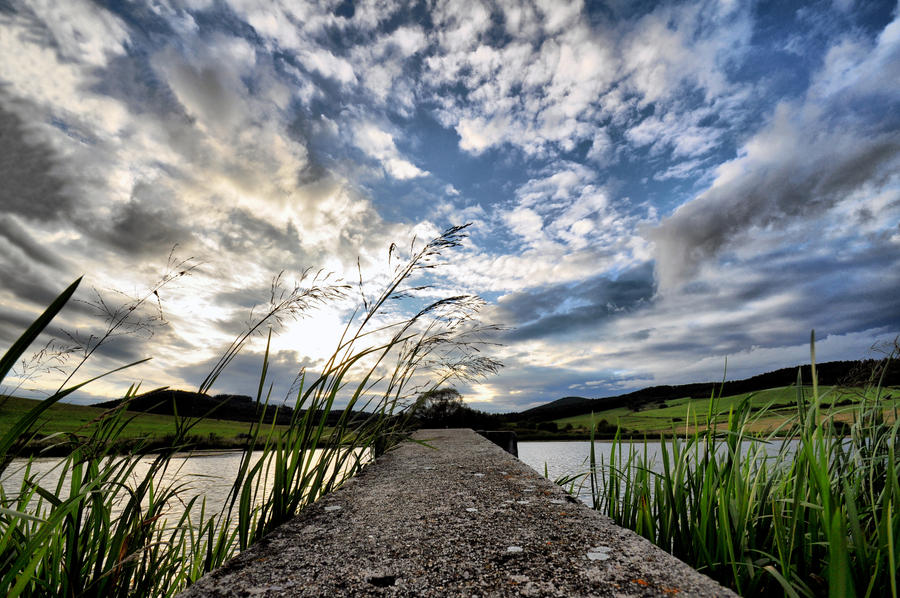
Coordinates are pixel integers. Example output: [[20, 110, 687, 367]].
[[0, 225, 499, 597], [580, 333, 899, 597]]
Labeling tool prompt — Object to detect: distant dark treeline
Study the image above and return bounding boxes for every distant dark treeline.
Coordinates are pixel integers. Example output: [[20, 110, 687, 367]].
[[95, 389, 361, 427], [412, 405, 504, 430]]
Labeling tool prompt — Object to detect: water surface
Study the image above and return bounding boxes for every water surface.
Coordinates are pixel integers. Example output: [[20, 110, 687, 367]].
[[1, 449, 364, 527], [518, 439, 799, 503]]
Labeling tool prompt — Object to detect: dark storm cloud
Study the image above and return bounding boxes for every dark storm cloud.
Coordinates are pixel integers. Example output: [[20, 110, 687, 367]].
[[90, 184, 193, 256], [0, 100, 75, 221], [0, 249, 69, 306], [649, 18, 900, 291], [218, 208, 306, 259], [633, 238, 900, 360], [651, 130, 900, 288], [494, 263, 654, 341], [0, 307, 40, 347], [0, 215, 66, 268]]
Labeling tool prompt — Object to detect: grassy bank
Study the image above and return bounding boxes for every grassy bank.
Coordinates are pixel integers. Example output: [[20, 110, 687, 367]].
[[0, 395, 295, 455], [570, 336, 899, 597], [0, 226, 499, 597], [549, 384, 900, 438]]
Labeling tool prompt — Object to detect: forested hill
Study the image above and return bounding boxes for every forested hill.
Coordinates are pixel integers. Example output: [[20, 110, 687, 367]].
[[95, 389, 295, 425], [515, 359, 900, 422]]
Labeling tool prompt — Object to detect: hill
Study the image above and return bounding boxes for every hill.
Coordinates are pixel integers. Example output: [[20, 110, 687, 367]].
[[94, 388, 368, 428], [0, 395, 292, 455], [95, 389, 295, 425], [515, 359, 900, 422]]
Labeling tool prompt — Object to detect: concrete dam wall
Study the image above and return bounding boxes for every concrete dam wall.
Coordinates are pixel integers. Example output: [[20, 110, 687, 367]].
[[181, 429, 735, 597]]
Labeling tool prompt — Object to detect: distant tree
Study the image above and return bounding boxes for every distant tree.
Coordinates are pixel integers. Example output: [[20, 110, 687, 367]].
[[414, 388, 464, 422], [412, 388, 501, 429], [594, 419, 618, 436]]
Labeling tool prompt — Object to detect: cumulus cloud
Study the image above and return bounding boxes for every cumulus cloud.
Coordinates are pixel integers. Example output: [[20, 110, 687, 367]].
[[449, 162, 651, 294], [419, 0, 752, 162], [620, 2, 747, 106], [352, 121, 427, 180]]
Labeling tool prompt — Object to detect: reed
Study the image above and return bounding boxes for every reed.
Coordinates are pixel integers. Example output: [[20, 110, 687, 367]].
[[0, 225, 499, 597], [578, 333, 899, 597]]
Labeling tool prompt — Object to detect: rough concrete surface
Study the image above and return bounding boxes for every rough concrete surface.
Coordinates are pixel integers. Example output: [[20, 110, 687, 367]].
[[180, 429, 736, 597]]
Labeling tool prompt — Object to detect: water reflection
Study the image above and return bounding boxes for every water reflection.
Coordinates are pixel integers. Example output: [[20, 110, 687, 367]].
[[1, 448, 367, 528]]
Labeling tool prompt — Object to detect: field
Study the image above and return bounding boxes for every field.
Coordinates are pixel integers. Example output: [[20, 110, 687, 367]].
[[553, 385, 900, 435], [0, 395, 290, 446]]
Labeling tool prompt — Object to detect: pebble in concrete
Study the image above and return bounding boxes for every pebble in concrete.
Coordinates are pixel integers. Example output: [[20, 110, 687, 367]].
[[180, 429, 736, 597], [587, 546, 612, 561]]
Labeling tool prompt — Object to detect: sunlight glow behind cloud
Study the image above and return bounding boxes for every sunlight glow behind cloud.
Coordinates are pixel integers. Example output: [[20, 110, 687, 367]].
[[1, 0, 898, 410]]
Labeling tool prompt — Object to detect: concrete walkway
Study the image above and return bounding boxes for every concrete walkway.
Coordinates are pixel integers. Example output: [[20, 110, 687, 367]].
[[181, 429, 736, 597]]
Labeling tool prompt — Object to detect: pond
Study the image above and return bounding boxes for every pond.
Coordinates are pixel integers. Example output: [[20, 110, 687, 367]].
[[517, 438, 800, 503], [0, 448, 366, 528], [1, 438, 797, 520]]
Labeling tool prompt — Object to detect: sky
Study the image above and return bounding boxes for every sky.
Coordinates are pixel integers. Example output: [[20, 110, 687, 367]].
[[0, 0, 898, 413]]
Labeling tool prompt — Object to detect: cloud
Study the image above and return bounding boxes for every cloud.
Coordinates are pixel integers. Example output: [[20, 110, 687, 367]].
[[91, 184, 194, 257], [0, 215, 66, 268], [349, 24, 426, 110], [625, 110, 723, 158], [421, 0, 752, 162], [650, 115, 900, 291], [0, 99, 76, 221], [1, 0, 898, 412], [491, 263, 655, 341], [649, 14, 900, 291], [151, 35, 259, 133], [608, 229, 900, 361], [0, 249, 64, 307], [447, 162, 651, 294], [352, 121, 427, 179], [19, 0, 130, 67], [620, 2, 748, 106], [422, 1, 618, 157]]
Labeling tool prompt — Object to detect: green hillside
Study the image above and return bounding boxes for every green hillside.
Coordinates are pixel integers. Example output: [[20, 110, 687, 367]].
[[551, 385, 900, 436], [0, 396, 286, 450]]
